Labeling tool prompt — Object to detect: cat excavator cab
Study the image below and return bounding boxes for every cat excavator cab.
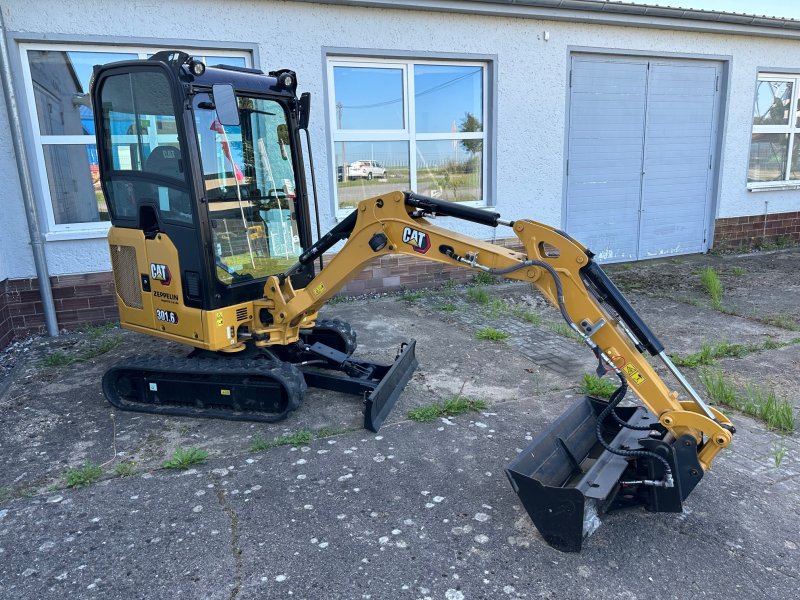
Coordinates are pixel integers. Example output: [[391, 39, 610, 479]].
[[92, 52, 735, 552]]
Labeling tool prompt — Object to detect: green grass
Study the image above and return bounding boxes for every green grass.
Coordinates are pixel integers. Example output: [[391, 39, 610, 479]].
[[161, 447, 209, 470], [407, 395, 488, 422], [467, 287, 490, 304], [250, 430, 313, 452], [64, 460, 103, 488], [40, 336, 122, 368], [470, 272, 497, 286], [512, 308, 542, 325], [547, 322, 582, 342], [699, 266, 724, 309], [731, 266, 746, 277], [399, 290, 426, 302], [670, 338, 799, 368], [773, 442, 788, 468], [700, 369, 795, 432], [314, 426, 353, 439], [760, 314, 800, 332], [435, 302, 457, 313], [579, 374, 618, 399], [83, 321, 118, 338], [475, 327, 510, 342], [113, 461, 137, 477]]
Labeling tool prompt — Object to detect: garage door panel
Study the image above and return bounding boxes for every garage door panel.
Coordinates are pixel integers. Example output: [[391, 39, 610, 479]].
[[566, 55, 719, 263]]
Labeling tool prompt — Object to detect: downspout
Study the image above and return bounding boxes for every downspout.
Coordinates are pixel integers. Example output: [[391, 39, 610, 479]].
[[0, 12, 58, 337]]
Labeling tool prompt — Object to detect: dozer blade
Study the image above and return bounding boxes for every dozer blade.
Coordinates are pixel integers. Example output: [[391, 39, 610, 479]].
[[505, 396, 703, 552], [363, 340, 418, 432]]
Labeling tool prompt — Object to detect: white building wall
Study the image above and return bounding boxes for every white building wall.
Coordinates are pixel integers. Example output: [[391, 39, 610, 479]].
[[3, 0, 800, 277]]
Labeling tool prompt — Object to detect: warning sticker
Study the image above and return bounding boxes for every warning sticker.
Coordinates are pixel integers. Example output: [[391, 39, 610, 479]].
[[623, 363, 646, 385], [220, 389, 231, 396], [216, 312, 224, 327], [313, 283, 325, 296]]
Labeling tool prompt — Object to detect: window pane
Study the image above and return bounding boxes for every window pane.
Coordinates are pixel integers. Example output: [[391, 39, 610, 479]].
[[415, 65, 483, 134], [335, 141, 409, 209], [43, 144, 109, 224], [333, 67, 404, 130], [753, 80, 792, 126], [748, 133, 788, 182], [790, 136, 800, 180], [201, 56, 247, 68], [28, 49, 136, 136], [416, 139, 482, 203]]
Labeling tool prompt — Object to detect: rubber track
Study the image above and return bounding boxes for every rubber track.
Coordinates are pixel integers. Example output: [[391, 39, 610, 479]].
[[300, 318, 357, 356], [102, 355, 307, 422]]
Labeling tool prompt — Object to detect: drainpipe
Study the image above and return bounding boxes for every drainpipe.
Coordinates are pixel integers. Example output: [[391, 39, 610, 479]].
[[0, 11, 58, 337]]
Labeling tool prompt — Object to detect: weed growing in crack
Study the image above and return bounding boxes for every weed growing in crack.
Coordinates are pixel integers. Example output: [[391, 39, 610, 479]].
[[547, 322, 582, 342], [435, 302, 457, 313], [470, 272, 497, 286], [731, 266, 746, 277], [399, 290, 426, 302], [700, 266, 724, 309], [670, 338, 798, 367], [40, 336, 122, 368], [161, 447, 209, 470], [579, 374, 618, 399], [761, 313, 800, 332], [467, 287, 490, 305], [408, 395, 488, 422], [475, 327, 510, 342], [772, 442, 788, 468], [113, 461, 137, 477], [64, 460, 103, 488], [315, 426, 354, 439], [512, 309, 542, 325], [250, 431, 313, 452], [700, 369, 794, 432]]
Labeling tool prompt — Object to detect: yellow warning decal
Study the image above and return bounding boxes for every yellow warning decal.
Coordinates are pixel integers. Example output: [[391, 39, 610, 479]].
[[313, 283, 325, 296], [220, 389, 231, 396], [624, 363, 646, 385], [216, 312, 224, 327]]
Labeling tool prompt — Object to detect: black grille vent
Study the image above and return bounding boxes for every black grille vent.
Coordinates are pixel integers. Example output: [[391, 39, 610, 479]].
[[236, 307, 248, 321], [185, 271, 202, 301]]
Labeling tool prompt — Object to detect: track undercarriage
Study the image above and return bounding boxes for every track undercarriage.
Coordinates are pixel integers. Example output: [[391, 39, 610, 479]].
[[102, 319, 418, 432]]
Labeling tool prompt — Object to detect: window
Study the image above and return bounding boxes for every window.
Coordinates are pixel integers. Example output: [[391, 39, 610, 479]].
[[193, 94, 302, 284], [748, 73, 800, 186], [328, 57, 488, 213], [19, 43, 251, 236]]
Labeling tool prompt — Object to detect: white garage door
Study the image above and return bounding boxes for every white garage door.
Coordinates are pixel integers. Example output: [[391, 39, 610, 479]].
[[565, 55, 721, 262]]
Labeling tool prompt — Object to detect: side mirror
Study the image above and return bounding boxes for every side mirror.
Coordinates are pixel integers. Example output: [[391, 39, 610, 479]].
[[298, 92, 311, 130], [212, 84, 240, 127]]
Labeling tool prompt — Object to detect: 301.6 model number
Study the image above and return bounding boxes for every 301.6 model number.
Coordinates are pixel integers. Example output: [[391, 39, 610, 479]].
[[156, 309, 178, 324]]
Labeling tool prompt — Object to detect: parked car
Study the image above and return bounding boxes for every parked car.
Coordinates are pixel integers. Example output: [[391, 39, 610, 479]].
[[347, 160, 386, 180]]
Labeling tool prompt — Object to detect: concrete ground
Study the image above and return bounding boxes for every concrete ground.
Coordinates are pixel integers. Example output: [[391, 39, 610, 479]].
[[1, 248, 799, 599]]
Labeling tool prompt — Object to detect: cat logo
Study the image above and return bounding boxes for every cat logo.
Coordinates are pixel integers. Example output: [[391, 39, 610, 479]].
[[401, 226, 431, 254], [150, 263, 172, 286]]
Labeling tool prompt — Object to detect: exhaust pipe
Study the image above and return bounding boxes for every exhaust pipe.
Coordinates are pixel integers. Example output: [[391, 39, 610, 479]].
[[505, 396, 704, 552]]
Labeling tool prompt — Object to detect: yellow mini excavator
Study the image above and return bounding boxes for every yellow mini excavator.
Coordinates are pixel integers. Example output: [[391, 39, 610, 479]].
[[92, 52, 735, 552]]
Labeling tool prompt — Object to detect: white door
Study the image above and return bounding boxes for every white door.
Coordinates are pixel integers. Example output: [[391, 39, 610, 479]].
[[565, 55, 721, 262]]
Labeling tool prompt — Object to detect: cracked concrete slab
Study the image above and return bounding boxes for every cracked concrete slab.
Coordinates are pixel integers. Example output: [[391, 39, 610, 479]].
[[1, 247, 799, 599]]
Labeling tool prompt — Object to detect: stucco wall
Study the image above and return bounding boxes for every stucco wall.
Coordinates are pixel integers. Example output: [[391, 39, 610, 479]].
[[3, 0, 800, 278]]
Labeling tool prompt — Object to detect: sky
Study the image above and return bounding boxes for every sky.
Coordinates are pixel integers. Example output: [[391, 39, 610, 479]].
[[624, 0, 800, 19]]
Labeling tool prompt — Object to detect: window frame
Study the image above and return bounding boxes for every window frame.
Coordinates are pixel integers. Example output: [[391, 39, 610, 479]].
[[17, 41, 252, 239], [747, 71, 800, 190], [326, 55, 490, 217]]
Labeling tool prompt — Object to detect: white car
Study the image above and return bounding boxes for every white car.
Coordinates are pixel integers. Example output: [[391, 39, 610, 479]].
[[347, 160, 386, 180]]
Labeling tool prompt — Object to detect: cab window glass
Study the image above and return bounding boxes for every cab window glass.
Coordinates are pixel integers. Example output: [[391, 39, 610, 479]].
[[99, 70, 192, 223], [193, 93, 302, 284]]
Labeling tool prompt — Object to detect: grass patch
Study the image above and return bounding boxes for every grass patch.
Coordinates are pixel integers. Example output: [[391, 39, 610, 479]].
[[40, 336, 122, 368], [407, 395, 488, 422], [113, 461, 137, 477], [161, 447, 209, 470], [547, 322, 582, 342], [760, 314, 800, 332], [470, 272, 497, 286], [250, 430, 313, 452], [731, 266, 746, 277], [399, 290, 426, 302], [83, 321, 118, 338], [435, 302, 457, 313], [699, 266, 724, 309], [475, 327, 510, 342], [671, 338, 799, 368], [700, 369, 795, 432], [315, 426, 353, 439], [579, 374, 618, 399], [773, 442, 788, 468], [64, 460, 103, 488], [467, 287, 490, 305], [512, 308, 542, 325]]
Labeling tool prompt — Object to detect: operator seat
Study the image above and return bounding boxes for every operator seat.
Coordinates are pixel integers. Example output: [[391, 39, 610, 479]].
[[136, 145, 192, 223]]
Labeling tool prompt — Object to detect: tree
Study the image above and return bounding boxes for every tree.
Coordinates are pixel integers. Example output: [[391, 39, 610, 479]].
[[459, 112, 482, 155]]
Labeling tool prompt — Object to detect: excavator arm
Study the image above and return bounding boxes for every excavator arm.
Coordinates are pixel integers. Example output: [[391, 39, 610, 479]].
[[256, 190, 735, 551]]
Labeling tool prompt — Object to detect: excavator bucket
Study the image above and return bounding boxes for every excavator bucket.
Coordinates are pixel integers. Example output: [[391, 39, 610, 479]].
[[505, 396, 704, 552]]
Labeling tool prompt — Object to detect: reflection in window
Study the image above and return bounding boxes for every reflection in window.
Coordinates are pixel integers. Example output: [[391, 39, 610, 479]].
[[42, 144, 107, 224], [749, 74, 800, 184], [330, 59, 487, 210], [194, 94, 302, 284]]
